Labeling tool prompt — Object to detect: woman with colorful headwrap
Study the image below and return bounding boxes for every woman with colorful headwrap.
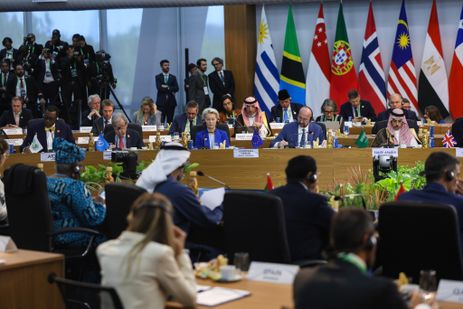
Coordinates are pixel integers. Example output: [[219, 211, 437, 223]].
[[372, 108, 420, 147], [234, 96, 272, 139]]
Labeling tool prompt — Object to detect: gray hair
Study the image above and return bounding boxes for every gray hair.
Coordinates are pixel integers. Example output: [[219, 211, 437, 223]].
[[202, 107, 219, 120], [87, 94, 101, 107], [321, 99, 338, 113], [112, 112, 128, 126]]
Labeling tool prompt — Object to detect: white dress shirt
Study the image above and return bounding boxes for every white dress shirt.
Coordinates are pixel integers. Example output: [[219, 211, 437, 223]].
[[46, 124, 55, 151]]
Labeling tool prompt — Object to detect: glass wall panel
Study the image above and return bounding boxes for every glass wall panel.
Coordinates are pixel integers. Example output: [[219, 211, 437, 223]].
[[0, 13, 24, 49]]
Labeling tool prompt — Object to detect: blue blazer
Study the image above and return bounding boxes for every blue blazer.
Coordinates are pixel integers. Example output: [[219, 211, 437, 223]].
[[169, 113, 202, 134], [195, 129, 230, 149], [270, 121, 325, 148]]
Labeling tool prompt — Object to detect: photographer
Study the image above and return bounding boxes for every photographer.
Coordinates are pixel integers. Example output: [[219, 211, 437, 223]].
[[45, 29, 69, 62], [34, 48, 59, 107], [18, 33, 42, 76], [77, 35, 95, 66], [87, 50, 115, 100]]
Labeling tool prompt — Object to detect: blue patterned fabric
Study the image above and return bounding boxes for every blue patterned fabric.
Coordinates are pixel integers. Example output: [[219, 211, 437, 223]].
[[48, 176, 106, 247], [53, 138, 86, 164]]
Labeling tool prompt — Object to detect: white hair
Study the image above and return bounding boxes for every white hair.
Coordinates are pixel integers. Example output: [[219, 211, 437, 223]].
[[201, 107, 219, 119], [87, 94, 101, 107]]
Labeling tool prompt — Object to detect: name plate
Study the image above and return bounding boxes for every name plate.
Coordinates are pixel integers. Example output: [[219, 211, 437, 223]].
[[40, 152, 55, 162], [142, 125, 157, 132], [247, 262, 299, 284], [436, 279, 463, 303], [344, 121, 353, 128], [233, 148, 259, 158], [77, 136, 100, 144], [456, 148, 463, 158], [103, 151, 112, 160], [79, 126, 92, 133], [270, 123, 285, 129], [371, 147, 399, 157], [235, 133, 253, 141], [3, 128, 23, 135], [0, 236, 17, 253], [6, 138, 23, 146]]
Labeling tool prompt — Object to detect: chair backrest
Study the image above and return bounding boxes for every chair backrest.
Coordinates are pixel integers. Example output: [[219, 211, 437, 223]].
[[99, 183, 146, 239], [191, 123, 231, 142], [377, 201, 463, 282], [372, 119, 419, 134], [4, 164, 53, 251], [49, 273, 124, 309], [223, 190, 291, 263]]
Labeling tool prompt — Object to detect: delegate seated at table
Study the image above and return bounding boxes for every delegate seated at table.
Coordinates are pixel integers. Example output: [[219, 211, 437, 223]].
[[234, 96, 271, 139], [371, 108, 420, 148], [195, 108, 230, 149], [0, 96, 32, 129]]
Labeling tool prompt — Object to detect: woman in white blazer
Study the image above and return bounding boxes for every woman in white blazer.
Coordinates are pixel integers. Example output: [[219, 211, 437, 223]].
[[97, 193, 196, 309]]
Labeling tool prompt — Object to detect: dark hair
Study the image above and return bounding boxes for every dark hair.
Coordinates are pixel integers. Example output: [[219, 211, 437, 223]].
[[425, 152, 460, 183], [0, 138, 8, 155], [72, 33, 81, 40], [402, 98, 410, 104], [46, 105, 59, 114], [11, 96, 23, 105], [186, 100, 199, 109], [211, 57, 223, 65], [102, 99, 115, 108], [160, 59, 169, 66], [187, 63, 197, 72], [2, 37, 12, 46], [196, 58, 207, 66], [221, 94, 232, 104], [285, 155, 317, 181], [347, 89, 360, 100], [331, 208, 374, 253], [424, 105, 443, 123]]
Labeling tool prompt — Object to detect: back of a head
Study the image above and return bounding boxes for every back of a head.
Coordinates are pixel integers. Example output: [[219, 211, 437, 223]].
[[425, 152, 459, 183], [285, 155, 316, 181], [331, 208, 374, 253]]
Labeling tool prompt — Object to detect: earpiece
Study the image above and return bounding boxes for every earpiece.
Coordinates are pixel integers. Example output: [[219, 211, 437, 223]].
[[364, 234, 377, 251], [306, 172, 317, 183], [445, 170, 455, 181], [71, 163, 81, 178]]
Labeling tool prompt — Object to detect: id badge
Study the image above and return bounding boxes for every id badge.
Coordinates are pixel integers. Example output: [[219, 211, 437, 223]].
[[84, 59, 89, 66], [203, 86, 209, 96], [45, 71, 52, 78], [71, 68, 78, 78]]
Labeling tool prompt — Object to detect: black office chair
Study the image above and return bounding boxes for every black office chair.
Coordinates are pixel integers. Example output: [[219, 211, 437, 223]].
[[49, 273, 124, 309], [377, 201, 463, 282], [191, 123, 231, 143], [223, 190, 291, 263], [99, 183, 146, 239], [372, 119, 419, 134]]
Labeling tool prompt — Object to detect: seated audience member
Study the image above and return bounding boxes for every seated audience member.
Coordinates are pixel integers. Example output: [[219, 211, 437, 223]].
[[97, 193, 196, 309], [81, 94, 101, 127], [270, 106, 325, 148], [315, 98, 343, 123], [91, 99, 114, 135], [293, 208, 412, 309], [398, 151, 463, 247], [0, 138, 9, 224], [235, 96, 271, 139], [133, 96, 162, 127], [371, 108, 420, 148], [105, 112, 144, 149], [339, 89, 376, 122], [424, 105, 445, 124], [170, 100, 201, 135], [0, 96, 32, 129], [48, 138, 105, 248], [20, 105, 74, 153], [377, 93, 419, 121], [195, 108, 230, 149], [218, 94, 240, 124], [271, 156, 334, 261], [270, 89, 301, 123]]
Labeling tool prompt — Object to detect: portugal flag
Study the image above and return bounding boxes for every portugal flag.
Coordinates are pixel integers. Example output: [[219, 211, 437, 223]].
[[330, 2, 358, 108]]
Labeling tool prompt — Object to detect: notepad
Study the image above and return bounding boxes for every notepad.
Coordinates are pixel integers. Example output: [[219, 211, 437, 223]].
[[196, 287, 251, 307]]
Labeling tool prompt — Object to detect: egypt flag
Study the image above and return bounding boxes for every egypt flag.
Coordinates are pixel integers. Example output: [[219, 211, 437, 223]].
[[358, 1, 386, 114], [330, 2, 357, 108], [449, 4, 463, 118], [418, 0, 449, 118], [280, 6, 306, 105]]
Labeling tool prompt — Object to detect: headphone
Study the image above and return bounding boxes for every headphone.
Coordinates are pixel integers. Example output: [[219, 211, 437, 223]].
[[70, 163, 81, 179], [306, 172, 317, 183], [137, 201, 172, 215], [364, 234, 377, 251], [445, 170, 455, 181]]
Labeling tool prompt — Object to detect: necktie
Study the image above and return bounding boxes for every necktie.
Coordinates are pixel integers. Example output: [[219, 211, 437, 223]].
[[2, 74, 5, 86], [20, 78, 25, 97], [219, 71, 225, 84], [189, 120, 193, 133], [300, 128, 306, 148], [119, 136, 125, 149], [104, 119, 109, 127], [283, 109, 289, 123], [355, 106, 360, 117]]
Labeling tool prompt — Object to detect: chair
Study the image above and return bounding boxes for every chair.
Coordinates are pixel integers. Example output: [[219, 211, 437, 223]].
[[377, 201, 463, 282], [49, 273, 124, 309], [223, 190, 291, 263], [191, 123, 231, 142], [99, 183, 146, 239], [372, 119, 419, 134], [315, 122, 327, 138]]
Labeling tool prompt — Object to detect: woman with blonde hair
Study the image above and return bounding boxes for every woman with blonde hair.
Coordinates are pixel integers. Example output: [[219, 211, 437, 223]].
[[133, 96, 162, 126], [97, 193, 196, 309], [195, 107, 230, 148]]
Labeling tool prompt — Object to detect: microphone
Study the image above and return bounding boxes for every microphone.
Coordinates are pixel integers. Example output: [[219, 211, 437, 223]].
[[197, 170, 231, 189]]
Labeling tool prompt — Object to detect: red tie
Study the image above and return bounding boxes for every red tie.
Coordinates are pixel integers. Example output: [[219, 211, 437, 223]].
[[119, 136, 125, 149]]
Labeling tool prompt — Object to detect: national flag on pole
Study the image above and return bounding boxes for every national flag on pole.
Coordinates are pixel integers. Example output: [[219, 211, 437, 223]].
[[30, 133, 43, 153], [254, 6, 279, 114], [251, 128, 264, 149], [418, 0, 449, 118], [305, 3, 330, 114], [442, 130, 457, 148], [449, 4, 463, 118], [264, 173, 274, 191], [280, 6, 306, 105], [330, 2, 358, 109], [358, 1, 387, 115], [95, 133, 110, 151], [387, 0, 418, 114], [355, 128, 369, 148]]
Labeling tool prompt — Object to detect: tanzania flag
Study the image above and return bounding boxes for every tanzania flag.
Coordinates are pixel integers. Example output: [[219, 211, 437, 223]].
[[330, 2, 358, 108], [280, 6, 306, 105], [356, 128, 369, 148]]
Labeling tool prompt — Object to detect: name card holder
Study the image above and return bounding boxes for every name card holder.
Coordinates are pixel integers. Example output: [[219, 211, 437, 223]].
[[235, 133, 253, 141], [79, 126, 92, 133], [456, 148, 463, 158], [6, 138, 23, 146], [233, 148, 259, 158], [40, 152, 56, 162], [247, 262, 299, 284], [270, 123, 285, 130], [142, 125, 157, 132], [103, 151, 112, 160], [436, 279, 463, 304], [0, 236, 18, 253], [371, 147, 399, 158], [3, 128, 23, 135]]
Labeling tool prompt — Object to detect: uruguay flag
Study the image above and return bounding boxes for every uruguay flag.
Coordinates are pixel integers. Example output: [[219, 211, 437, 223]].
[[449, 4, 463, 118], [254, 6, 279, 114]]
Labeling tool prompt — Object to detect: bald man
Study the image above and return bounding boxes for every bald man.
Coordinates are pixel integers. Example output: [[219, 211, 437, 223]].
[[377, 93, 418, 121]]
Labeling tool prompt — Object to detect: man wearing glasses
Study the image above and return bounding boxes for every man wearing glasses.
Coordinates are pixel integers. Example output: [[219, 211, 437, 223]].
[[208, 57, 235, 113], [104, 112, 143, 149]]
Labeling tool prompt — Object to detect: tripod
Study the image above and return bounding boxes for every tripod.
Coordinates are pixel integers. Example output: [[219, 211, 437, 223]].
[[108, 84, 131, 123]]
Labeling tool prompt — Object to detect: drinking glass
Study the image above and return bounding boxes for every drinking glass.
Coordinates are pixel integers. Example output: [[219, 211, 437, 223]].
[[234, 252, 250, 276], [419, 269, 437, 303]]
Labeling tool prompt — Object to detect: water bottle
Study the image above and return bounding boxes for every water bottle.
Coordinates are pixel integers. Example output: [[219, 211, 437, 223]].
[[333, 137, 339, 148], [344, 124, 349, 135], [429, 126, 435, 138], [429, 137, 434, 148], [188, 140, 194, 150]]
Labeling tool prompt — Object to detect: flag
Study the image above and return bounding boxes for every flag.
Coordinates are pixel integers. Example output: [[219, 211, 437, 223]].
[[355, 128, 369, 148], [442, 130, 457, 148], [251, 129, 264, 149], [394, 183, 406, 201], [254, 6, 279, 114], [95, 134, 110, 151], [358, 1, 387, 114], [449, 4, 463, 118], [387, 0, 418, 114], [280, 6, 306, 105], [330, 2, 358, 108], [265, 173, 274, 191], [30, 133, 43, 153], [418, 0, 449, 118], [306, 3, 330, 114]]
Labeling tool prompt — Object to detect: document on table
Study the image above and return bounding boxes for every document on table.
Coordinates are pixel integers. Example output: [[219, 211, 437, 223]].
[[196, 287, 251, 307], [199, 187, 225, 211]]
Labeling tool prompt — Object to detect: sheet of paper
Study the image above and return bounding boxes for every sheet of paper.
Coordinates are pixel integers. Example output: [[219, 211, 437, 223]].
[[200, 187, 225, 211], [3, 128, 23, 135], [196, 287, 250, 307]]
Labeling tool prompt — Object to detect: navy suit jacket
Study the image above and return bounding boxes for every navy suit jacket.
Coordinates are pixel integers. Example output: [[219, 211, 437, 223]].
[[452, 117, 463, 147], [340, 100, 377, 121], [195, 129, 230, 149], [270, 121, 325, 148], [169, 113, 202, 134], [155, 73, 179, 111], [0, 108, 32, 129], [104, 128, 144, 149], [377, 108, 419, 122], [270, 103, 301, 122], [21, 118, 74, 152]]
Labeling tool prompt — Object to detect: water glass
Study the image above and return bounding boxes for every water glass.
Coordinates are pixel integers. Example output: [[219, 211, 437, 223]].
[[234, 252, 250, 275], [419, 269, 437, 303]]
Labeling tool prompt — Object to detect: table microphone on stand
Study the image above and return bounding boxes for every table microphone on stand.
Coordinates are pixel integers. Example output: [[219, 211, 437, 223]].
[[197, 171, 231, 189]]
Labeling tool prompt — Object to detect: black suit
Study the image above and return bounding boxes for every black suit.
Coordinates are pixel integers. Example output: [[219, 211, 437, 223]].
[[188, 71, 211, 113], [6, 75, 40, 117], [0, 48, 20, 68], [91, 117, 111, 135], [33, 59, 59, 105], [0, 108, 32, 129], [169, 113, 202, 134], [294, 259, 408, 309], [155, 73, 179, 123], [104, 128, 144, 149], [45, 40, 69, 62], [270, 103, 302, 123], [271, 182, 334, 261], [340, 100, 377, 121], [377, 108, 419, 122], [20, 118, 74, 152], [208, 70, 235, 112], [0, 71, 14, 113]]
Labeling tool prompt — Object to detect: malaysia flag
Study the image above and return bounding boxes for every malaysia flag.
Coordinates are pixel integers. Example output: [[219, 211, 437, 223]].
[[358, 1, 387, 114], [449, 4, 463, 118]]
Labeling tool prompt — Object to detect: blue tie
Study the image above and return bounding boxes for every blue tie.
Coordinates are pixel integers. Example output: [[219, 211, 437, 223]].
[[283, 109, 289, 123], [300, 128, 306, 148]]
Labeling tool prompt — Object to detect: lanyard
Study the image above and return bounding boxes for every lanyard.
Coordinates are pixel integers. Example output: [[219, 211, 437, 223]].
[[337, 253, 367, 274]]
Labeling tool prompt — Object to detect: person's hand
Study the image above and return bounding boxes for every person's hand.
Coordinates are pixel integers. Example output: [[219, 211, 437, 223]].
[[89, 109, 101, 118], [161, 84, 168, 89], [5, 124, 18, 128], [254, 121, 263, 129], [22, 146, 31, 154], [172, 225, 187, 257], [278, 140, 288, 149]]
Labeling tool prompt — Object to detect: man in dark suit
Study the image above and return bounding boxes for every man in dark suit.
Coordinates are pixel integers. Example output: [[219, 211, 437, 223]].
[[0, 37, 20, 69], [91, 99, 114, 135], [271, 156, 334, 261], [293, 208, 410, 309], [0, 96, 32, 129], [6, 64, 42, 118], [340, 89, 377, 122], [82, 94, 101, 127], [20, 105, 74, 153], [377, 93, 419, 122], [104, 112, 143, 149], [34, 48, 60, 106], [208, 57, 234, 112], [270, 89, 301, 123], [0, 60, 14, 114], [155, 59, 179, 124], [45, 29, 69, 62], [169, 100, 201, 134], [188, 58, 211, 113]]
